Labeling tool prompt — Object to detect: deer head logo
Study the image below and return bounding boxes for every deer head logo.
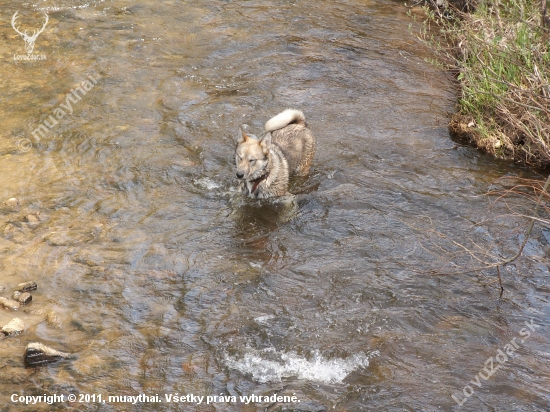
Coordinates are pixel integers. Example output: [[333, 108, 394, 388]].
[[11, 11, 49, 54]]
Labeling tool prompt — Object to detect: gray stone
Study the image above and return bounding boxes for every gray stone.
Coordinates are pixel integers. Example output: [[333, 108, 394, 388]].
[[4, 198, 20, 211], [24, 342, 73, 366], [19, 292, 32, 304], [16, 281, 37, 292], [46, 311, 62, 329], [2, 318, 25, 335], [12, 291, 32, 305], [25, 214, 40, 224], [0, 297, 20, 311]]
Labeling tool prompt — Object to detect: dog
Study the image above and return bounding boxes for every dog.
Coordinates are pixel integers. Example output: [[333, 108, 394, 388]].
[[235, 109, 315, 198]]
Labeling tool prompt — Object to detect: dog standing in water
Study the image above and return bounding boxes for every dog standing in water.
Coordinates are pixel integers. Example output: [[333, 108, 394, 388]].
[[235, 109, 315, 198]]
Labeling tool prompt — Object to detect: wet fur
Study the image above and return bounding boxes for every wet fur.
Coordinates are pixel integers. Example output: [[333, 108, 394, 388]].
[[235, 109, 315, 198]]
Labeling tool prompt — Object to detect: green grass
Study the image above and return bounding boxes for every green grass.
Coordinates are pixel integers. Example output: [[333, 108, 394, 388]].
[[413, 0, 550, 166]]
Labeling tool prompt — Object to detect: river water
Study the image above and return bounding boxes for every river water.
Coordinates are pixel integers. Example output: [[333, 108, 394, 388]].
[[0, 0, 549, 411]]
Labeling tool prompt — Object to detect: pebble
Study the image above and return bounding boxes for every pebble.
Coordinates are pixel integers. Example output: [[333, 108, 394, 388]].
[[24, 342, 73, 366], [46, 311, 62, 329], [25, 214, 40, 224], [19, 292, 32, 305], [4, 198, 20, 211], [3, 224, 17, 238], [0, 297, 20, 311], [12, 291, 32, 305], [17, 281, 37, 292], [2, 318, 25, 336]]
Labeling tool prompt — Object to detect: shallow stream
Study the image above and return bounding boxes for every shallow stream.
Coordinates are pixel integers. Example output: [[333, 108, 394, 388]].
[[0, 0, 549, 411]]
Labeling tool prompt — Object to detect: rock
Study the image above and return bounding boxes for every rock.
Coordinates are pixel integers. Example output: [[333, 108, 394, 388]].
[[46, 311, 62, 329], [4, 198, 20, 211], [26, 309, 46, 316], [0, 297, 20, 311], [19, 292, 32, 305], [24, 342, 73, 366], [12, 291, 32, 305], [17, 281, 37, 292], [72, 354, 103, 375], [2, 318, 25, 335], [3, 224, 17, 238], [26, 215, 40, 224]]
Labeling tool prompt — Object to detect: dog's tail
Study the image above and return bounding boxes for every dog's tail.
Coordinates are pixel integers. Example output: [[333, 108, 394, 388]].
[[264, 109, 306, 132]]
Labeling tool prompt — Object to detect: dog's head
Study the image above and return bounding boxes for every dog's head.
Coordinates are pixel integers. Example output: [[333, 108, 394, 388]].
[[235, 128, 271, 181]]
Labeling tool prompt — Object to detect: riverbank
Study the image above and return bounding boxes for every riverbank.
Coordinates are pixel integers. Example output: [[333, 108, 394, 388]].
[[415, 0, 550, 168]]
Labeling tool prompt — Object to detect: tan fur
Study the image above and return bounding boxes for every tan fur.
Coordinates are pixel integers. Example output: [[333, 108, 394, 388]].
[[235, 109, 316, 198]]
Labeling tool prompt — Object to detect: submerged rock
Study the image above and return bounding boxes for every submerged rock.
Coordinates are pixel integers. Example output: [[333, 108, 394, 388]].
[[3, 224, 17, 238], [26, 309, 46, 316], [25, 214, 40, 224], [2, 318, 25, 336], [24, 342, 73, 366], [17, 281, 37, 292], [0, 297, 20, 310], [4, 198, 20, 211], [45, 311, 62, 329]]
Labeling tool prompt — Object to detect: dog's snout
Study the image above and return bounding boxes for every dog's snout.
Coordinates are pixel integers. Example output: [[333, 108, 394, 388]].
[[236, 171, 244, 179]]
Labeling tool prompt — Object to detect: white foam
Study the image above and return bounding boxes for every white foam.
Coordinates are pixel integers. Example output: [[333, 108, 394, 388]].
[[224, 348, 378, 384], [193, 178, 221, 190], [254, 315, 275, 324]]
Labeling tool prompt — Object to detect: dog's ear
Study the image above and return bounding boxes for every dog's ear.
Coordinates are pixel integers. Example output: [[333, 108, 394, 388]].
[[238, 128, 250, 144], [260, 132, 272, 153]]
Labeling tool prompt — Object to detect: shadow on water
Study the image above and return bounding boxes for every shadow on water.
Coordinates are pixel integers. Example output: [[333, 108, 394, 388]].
[[229, 195, 301, 259]]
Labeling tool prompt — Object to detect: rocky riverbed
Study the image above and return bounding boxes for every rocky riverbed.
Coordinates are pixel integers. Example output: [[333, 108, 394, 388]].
[[0, 279, 71, 365]]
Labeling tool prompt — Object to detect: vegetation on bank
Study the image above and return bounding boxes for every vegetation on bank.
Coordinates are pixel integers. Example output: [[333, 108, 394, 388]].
[[412, 0, 550, 168]]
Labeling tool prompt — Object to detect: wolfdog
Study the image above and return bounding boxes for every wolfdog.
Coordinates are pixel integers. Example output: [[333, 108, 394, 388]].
[[235, 109, 316, 198]]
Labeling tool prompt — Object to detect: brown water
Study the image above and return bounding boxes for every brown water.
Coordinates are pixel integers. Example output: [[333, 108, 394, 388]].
[[0, 0, 549, 411]]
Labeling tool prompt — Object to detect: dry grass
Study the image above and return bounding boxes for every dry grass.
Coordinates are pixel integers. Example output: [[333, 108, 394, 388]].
[[413, 0, 550, 167]]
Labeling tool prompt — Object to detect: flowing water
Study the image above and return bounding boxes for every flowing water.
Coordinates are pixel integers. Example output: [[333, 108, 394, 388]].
[[0, 0, 549, 411]]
